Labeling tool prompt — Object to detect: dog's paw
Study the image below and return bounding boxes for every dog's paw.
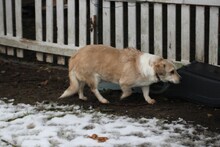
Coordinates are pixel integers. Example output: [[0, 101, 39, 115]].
[[147, 99, 156, 104], [100, 99, 110, 104], [79, 96, 88, 101]]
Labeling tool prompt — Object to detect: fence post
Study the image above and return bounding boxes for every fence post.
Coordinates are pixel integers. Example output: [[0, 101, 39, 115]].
[[103, 0, 111, 45], [181, 5, 190, 63], [35, 0, 44, 61], [115, 2, 123, 48], [15, 0, 23, 58], [141, 3, 149, 53], [46, 0, 54, 63], [5, 0, 14, 56], [167, 4, 176, 60], [195, 6, 205, 62], [154, 3, 162, 56], [209, 7, 219, 65], [0, 0, 6, 54], [57, 0, 65, 65]]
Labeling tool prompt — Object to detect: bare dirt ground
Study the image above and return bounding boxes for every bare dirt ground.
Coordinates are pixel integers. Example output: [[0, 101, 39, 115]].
[[0, 56, 220, 133]]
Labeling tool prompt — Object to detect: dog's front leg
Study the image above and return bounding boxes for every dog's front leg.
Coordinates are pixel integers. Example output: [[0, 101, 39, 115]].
[[142, 86, 156, 104]]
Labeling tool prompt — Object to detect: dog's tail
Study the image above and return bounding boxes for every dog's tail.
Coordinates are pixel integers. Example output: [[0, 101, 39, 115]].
[[59, 69, 79, 99]]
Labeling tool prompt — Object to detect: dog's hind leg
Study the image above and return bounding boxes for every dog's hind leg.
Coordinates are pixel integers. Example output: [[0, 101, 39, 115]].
[[78, 81, 87, 101], [120, 85, 132, 100], [88, 75, 109, 104], [59, 70, 79, 99]]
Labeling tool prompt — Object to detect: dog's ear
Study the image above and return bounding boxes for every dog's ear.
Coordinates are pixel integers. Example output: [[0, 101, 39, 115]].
[[154, 61, 166, 76]]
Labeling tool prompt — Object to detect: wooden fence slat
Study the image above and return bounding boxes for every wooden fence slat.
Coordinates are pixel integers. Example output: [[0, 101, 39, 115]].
[[128, 3, 136, 48], [195, 6, 205, 62], [103, 1, 111, 45], [0, 0, 6, 54], [46, 0, 54, 63], [141, 3, 149, 53], [209, 7, 219, 65], [35, 0, 44, 61], [5, 0, 14, 56], [0, 36, 79, 56], [46, 0, 54, 43], [15, 0, 23, 58], [57, 0, 65, 65], [181, 5, 190, 63], [0, 0, 4, 36], [79, 0, 87, 46], [115, 2, 123, 48], [154, 3, 163, 56], [167, 4, 176, 60], [5, 0, 13, 36], [67, 0, 75, 45], [57, 0, 64, 44], [15, 0, 22, 38], [90, 0, 97, 44]]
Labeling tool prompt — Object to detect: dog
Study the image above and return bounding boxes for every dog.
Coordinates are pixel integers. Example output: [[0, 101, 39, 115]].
[[59, 45, 180, 104]]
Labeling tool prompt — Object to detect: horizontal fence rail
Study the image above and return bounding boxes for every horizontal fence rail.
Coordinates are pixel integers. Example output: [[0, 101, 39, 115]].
[[0, 0, 219, 66]]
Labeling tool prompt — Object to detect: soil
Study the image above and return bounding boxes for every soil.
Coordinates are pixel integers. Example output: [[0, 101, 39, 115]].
[[0, 56, 220, 133]]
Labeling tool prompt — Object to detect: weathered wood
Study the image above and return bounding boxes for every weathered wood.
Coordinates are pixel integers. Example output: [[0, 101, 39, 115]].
[[0, 37, 78, 56], [209, 7, 219, 65], [79, 0, 87, 46], [115, 2, 123, 48], [5, 0, 13, 37], [57, 56, 65, 65], [181, 5, 190, 63], [35, 0, 42, 41], [57, 0, 65, 65], [167, 4, 176, 60], [57, 0, 64, 44], [140, 3, 149, 53], [46, 0, 53, 43], [0, 0, 4, 36], [5, 0, 14, 56], [103, 1, 111, 45], [46, 0, 54, 63], [15, 0, 23, 58], [35, 0, 43, 61], [128, 3, 136, 48], [154, 3, 162, 56], [0, 0, 6, 54], [90, 0, 97, 44], [68, 0, 75, 45], [15, 0, 22, 38], [106, 0, 220, 6], [195, 6, 205, 62]]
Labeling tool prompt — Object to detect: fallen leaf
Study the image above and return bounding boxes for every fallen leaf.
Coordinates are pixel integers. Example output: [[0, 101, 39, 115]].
[[88, 134, 109, 143], [88, 134, 98, 140], [97, 137, 109, 143]]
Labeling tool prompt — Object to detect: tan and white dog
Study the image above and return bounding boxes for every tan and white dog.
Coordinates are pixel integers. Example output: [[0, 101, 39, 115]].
[[59, 45, 180, 104]]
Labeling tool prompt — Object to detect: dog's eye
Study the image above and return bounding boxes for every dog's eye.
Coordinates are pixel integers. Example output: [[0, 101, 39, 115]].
[[170, 70, 175, 74]]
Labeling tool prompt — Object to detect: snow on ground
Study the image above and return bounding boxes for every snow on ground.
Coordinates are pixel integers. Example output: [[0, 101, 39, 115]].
[[0, 98, 220, 147]]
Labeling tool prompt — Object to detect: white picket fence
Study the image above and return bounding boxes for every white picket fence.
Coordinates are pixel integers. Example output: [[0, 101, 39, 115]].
[[0, 0, 219, 66]]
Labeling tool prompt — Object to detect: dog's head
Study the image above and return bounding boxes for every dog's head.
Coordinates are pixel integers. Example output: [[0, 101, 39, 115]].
[[153, 59, 180, 84]]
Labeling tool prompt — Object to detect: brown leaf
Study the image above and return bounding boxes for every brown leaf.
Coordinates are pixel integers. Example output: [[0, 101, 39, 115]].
[[88, 134, 109, 143], [97, 137, 109, 143], [88, 134, 98, 140]]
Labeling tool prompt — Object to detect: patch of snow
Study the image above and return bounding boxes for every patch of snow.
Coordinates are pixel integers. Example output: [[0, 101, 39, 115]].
[[0, 98, 220, 147]]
